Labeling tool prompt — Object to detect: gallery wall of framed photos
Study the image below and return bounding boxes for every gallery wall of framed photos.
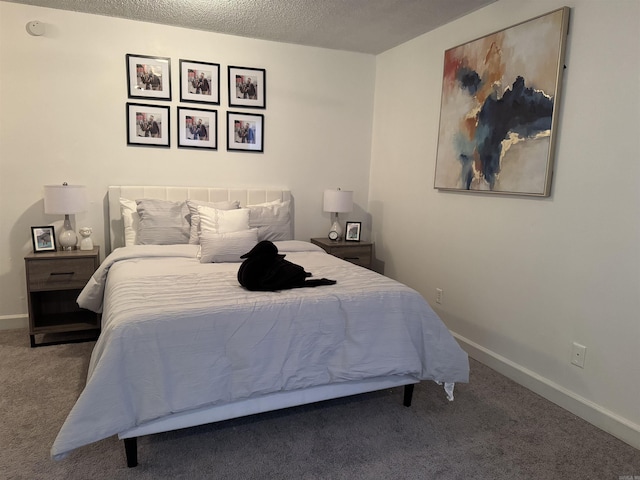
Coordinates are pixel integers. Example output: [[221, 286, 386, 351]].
[[125, 53, 266, 153]]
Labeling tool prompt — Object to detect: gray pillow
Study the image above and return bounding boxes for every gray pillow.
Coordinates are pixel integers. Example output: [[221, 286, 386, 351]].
[[136, 199, 190, 245], [248, 200, 292, 241]]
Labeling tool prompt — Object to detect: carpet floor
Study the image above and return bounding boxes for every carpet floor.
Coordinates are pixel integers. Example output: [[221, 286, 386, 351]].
[[1, 328, 638, 479]]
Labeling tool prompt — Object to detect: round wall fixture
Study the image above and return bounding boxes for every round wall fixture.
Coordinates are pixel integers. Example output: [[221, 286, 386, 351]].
[[26, 21, 45, 36]]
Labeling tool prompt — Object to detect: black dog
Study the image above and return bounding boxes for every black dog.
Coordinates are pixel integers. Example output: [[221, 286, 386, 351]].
[[238, 241, 336, 291]]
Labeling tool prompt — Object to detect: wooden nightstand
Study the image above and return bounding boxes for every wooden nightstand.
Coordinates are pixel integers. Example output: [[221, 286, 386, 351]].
[[24, 247, 100, 347], [310, 237, 373, 269]]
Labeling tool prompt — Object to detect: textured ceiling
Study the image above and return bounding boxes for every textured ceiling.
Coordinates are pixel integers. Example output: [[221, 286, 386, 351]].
[[6, 0, 496, 54]]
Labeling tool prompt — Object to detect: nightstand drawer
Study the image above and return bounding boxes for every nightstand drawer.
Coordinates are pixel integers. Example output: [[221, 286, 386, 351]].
[[310, 238, 374, 269], [328, 247, 372, 267], [27, 258, 95, 291]]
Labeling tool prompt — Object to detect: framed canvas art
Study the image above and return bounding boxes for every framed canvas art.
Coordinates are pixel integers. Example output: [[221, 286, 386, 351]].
[[434, 7, 570, 196]]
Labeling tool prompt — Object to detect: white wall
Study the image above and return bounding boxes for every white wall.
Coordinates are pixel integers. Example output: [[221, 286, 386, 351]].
[[370, 0, 639, 447], [0, 3, 375, 321]]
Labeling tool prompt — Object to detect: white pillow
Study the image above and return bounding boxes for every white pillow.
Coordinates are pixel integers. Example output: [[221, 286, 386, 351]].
[[247, 200, 292, 241], [120, 198, 139, 246], [252, 198, 283, 206], [199, 228, 258, 263], [198, 205, 250, 234], [186, 199, 240, 244]]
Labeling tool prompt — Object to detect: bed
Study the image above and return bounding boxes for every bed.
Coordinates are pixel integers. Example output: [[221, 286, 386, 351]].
[[51, 186, 469, 467]]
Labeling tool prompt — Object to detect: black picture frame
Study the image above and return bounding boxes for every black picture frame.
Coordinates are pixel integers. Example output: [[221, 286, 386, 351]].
[[179, 59, 220, 105], [126, 103, 170, 148], [31, 226, 56, 252], [228, 66, 266, 109], [227, 111, 264, 153], [177, 106, 217, 150], [126, 54, 171, 100], [345, 222, 361, 242]]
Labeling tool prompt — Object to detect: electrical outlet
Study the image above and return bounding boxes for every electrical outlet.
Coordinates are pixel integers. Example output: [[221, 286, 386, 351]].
[[571, 342, 586, 368], [435, 288, 443, 304]]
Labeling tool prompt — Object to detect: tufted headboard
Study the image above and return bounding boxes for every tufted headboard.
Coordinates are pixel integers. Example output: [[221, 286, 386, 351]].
[[107, 186, 292, 254]]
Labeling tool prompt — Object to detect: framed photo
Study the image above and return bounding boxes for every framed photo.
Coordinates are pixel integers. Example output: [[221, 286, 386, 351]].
[[227, 111, 264, 153], [345, 222, 362, 242], [31, 226, 56, 252], [126, 54, 171, 100], [228, 66, 266, 109], [126, 103, 170, 148], [434, 7, 570, 196], [179, 60, 220, 104], [177, 107, 217, 150]]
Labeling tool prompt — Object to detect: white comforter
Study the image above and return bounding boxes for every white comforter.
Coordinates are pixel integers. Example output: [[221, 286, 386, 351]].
[[52, 241, 468, 459]]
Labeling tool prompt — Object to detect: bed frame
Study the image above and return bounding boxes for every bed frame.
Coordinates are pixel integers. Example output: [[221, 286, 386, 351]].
[[106, 186, 417, 467]]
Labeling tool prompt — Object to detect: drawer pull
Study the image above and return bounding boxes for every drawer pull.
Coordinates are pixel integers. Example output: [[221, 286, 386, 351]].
[[50, 272, 75, 276], [344, 257, 360, 260]]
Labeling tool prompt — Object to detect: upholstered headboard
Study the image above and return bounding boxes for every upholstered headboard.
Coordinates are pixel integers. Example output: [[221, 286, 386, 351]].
[[107, 186, 292, 253]]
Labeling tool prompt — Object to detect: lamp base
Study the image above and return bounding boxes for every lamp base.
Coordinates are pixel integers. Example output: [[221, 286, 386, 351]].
[[328, 220, 342, 241], [59, 215, 78, 250], [59, 230, 78, 250]]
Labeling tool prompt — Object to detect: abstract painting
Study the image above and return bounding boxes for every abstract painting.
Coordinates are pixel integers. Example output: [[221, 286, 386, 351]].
[[434, 8, 570, 196]]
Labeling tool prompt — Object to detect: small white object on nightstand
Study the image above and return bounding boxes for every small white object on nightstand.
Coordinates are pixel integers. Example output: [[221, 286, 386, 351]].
[[79, 227, 94, 251]]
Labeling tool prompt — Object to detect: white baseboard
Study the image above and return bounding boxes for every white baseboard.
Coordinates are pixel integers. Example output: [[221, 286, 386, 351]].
[[0, 314, 28, 330], [452, 331, 640, 450]]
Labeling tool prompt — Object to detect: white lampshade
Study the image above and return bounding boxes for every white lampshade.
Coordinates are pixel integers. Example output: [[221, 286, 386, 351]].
[[44, 184, 88, 214], [323, 189, 353, 213]]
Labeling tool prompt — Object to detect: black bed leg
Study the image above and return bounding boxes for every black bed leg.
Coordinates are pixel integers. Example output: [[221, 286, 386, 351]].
[[124, 437, 138, 467], [403, 384, 415, 407]]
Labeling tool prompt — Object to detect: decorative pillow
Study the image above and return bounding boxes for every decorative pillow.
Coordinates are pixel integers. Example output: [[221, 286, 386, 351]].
[[247, 200, 292, 241], [252, 198, 283, 206], [136, 199, 190, 245], [120, 198, 139, 246], [186, 199, 240, 244], [198, 205, 250, 234], [273, 240, 325, 253], [199, 228, 258, 263]]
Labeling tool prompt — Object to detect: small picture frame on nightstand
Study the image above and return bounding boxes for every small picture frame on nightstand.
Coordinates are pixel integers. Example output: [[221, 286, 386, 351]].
[[345, 222, 361, 242], [31, 226, 56, 252]]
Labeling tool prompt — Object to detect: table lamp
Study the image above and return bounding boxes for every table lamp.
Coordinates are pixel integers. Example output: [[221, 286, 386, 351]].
[[323, 188, 353, 241], [44, 183, 88, 251]]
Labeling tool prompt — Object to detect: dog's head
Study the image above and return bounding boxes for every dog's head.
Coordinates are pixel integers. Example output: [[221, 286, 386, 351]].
[[240, 240, 285, 260]]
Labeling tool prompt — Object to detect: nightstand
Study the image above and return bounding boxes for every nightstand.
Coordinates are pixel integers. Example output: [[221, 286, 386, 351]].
[[24, 247, 100, 347], [310, 237, 373, 269]]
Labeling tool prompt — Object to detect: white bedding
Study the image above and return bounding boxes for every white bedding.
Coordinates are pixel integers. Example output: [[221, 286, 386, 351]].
[[51, 241, 469, 459]]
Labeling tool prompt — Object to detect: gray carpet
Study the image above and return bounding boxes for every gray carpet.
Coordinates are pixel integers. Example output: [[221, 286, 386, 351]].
[[1, 328, 638, 480]]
